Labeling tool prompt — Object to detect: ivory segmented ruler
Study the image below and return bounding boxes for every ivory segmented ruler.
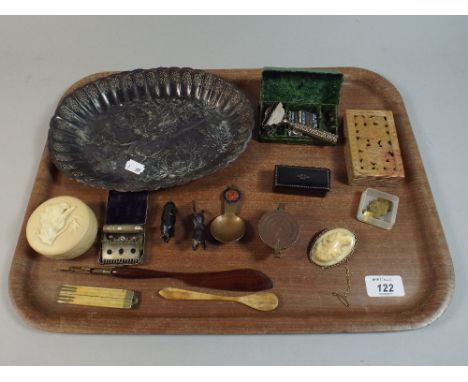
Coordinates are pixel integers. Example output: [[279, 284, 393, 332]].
[[57, 284, 139, 309]]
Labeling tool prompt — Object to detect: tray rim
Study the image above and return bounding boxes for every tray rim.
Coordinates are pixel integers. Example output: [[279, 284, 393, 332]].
[[8, 66, 455, 334]]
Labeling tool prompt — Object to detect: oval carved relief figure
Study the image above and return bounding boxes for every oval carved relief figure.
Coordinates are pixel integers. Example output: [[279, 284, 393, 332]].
[[48, 68, 254, 191], [37, 202, 77, 245]]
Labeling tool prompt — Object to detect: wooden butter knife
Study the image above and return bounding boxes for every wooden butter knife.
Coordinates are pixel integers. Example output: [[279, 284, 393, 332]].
[[60, 266, 273, 292]]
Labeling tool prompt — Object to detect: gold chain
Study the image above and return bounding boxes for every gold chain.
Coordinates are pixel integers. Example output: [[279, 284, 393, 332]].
[[331, 260, 351, 308]]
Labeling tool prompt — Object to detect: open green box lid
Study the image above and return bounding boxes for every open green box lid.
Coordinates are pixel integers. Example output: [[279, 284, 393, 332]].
[[260, 67, 343, 105], [259, 68, 344, 145]]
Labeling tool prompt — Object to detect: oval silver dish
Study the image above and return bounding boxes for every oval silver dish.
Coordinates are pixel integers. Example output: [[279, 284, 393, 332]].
[[48, 67, 254, 191]]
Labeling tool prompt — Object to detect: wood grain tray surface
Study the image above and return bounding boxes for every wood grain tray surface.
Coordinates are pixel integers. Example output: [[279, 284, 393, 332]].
[[8, 67, 454, 334]]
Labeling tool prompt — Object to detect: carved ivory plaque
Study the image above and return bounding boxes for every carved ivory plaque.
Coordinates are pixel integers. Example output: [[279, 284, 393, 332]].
[[26, 196, 98, 260]]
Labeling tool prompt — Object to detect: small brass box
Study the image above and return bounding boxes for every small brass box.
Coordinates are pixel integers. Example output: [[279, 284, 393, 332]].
[[344, 109, 405, 184]]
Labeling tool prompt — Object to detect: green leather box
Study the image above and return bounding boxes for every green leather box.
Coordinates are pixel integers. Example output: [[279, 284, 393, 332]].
[[259, 68, 344, 145]]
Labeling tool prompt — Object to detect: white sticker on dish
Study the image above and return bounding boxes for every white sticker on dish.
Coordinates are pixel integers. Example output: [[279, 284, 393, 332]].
[[125, 159, 145, 175], [365, 275, 405, 297]]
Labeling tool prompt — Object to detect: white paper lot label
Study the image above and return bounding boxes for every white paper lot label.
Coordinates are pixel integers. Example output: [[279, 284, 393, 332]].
[[125, 159, 145, 175], [365, 275, 405, 297]]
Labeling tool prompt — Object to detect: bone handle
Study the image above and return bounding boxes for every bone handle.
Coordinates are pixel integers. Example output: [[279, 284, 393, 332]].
[[158, 287, 236, 302]]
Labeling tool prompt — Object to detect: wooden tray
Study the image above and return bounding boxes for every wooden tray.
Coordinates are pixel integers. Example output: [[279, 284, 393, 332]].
[[8, 68, 454, 334]]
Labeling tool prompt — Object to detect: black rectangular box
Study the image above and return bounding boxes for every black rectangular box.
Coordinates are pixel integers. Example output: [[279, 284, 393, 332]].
[[274, 165, 331, 197]]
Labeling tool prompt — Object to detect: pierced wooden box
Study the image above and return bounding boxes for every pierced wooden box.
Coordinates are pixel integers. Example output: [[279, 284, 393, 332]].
[[344, 109, 405, 184]]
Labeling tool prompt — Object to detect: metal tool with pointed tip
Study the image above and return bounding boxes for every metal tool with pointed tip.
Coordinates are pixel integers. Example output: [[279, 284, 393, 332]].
[[158, 287, 279, 312], [60, 266, 273, 292]]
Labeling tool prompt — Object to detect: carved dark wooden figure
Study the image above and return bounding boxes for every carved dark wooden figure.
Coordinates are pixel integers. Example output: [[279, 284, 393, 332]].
[[191, 201, 207, 251], [160, 201, 177, 243]]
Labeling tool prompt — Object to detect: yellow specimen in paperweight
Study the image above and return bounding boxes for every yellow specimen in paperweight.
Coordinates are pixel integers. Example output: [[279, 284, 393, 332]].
[[309, 228, 356, 268], [363, 198, 393, 220]]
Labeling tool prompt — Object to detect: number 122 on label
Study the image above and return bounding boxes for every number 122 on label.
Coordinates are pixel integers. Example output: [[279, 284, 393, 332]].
[[365, 275, 405, 297]]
